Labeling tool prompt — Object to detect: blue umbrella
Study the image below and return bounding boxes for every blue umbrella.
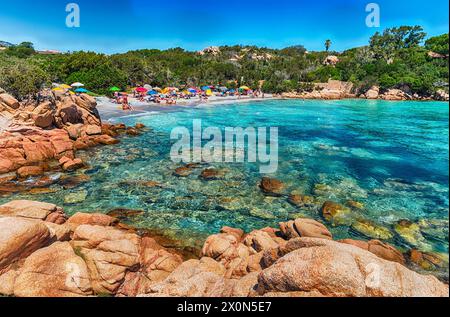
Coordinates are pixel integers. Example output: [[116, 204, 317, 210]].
[[188, 88, 197, 93], [201, 86, 210, 91], [75, 88, 88, 93], [147, 90, 158, 95]]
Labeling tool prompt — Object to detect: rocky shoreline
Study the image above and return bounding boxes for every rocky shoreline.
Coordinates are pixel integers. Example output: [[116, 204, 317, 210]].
[[0, 199, 447, 297], [1, 88, 146, 191], [280, 80, 450, 101]]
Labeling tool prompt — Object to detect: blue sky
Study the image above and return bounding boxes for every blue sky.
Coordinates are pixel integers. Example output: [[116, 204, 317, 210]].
[[0, 0, 448, 53]]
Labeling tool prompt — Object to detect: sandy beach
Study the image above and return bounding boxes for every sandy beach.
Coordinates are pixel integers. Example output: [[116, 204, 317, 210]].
[[97, 94, 275, 121]]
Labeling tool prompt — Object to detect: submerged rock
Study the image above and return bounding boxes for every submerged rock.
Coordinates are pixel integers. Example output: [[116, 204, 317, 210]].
[[321, 201, 353, 226], [173, 166, 193, 177], [351, 219, 394, 240], [107, 208, 145, 220], [259, 177, 285, 196], [200, 168, 225, 180], [394, 219, 430, 249], [287, 194, 314, 207], [64, 190, 88, 204]]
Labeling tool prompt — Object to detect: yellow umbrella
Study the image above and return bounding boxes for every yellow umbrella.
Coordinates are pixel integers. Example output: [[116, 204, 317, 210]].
[[153, 87, 162, 92], [239, 86, 250, 90], [206, 89, 213, 96], [52, 87, 63, 91], [60, 84, 72, 89]]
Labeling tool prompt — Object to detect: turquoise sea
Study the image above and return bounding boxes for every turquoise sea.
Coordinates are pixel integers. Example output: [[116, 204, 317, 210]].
[[1, 99, 449, 262]]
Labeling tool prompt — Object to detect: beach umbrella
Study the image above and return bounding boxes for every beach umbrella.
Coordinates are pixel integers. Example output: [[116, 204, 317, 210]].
[[135, 87, 148, 93], [147, 90, 158, 95], [109, 86, 121, 92], [52, 87, 63, 91], [205, 89, 213, 96], [143, 84, 152, 90], [153, 87, 162, 92], [60, 84, 72, 89], [188, 88, 197, 93], [75, 88, 88, 93], [239, 86, 250, 90], [71, 82, 85, 88], [201, 86, 210, 91]]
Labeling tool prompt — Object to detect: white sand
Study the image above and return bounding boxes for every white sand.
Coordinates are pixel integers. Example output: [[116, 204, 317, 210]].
[[96, 94, 276, 121]]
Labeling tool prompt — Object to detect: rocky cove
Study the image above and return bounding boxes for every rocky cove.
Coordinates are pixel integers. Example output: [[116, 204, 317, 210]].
[[0, 90, 449, 297], [0, 199, 448, 297]]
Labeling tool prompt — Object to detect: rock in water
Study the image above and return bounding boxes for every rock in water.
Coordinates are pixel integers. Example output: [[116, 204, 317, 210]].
[[259, 177, 285, 196]]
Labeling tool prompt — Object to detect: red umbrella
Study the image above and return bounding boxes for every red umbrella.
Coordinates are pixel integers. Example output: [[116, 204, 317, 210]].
[[135, 87, 148, 93]]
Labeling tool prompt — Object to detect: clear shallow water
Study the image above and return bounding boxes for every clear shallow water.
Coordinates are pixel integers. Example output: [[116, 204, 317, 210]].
[[2, 99, 449, 255]]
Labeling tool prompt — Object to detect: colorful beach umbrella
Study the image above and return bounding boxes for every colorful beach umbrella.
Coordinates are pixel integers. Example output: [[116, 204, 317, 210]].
[[75, 88, 88, 93], [71, 82, 85, 88], [201, 86, 210, 91], [188, 88, 197, 93], [135, 87, 148, 93], [60, 84, 72, 89], [239, 86, 250, 90], [147, 90, 158, 95], [109, 86, 121, 92]]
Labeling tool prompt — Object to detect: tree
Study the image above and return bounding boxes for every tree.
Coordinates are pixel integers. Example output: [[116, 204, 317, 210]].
[[370, 26, 426, 62], [425, 34, 449, 55], [4, 42, 36, 58], [0, 58, 49, 100], [325, 40, 332, 52]]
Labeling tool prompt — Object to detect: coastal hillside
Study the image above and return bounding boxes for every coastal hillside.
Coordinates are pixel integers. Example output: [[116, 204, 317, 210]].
[[0, 26, 448, 100]]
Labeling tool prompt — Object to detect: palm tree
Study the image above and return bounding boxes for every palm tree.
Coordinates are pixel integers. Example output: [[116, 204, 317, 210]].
[[325, 39, 332, 52]]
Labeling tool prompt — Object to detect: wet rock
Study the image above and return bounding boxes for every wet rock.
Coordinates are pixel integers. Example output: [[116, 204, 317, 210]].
[[173, 166, 193, 177], [107, 208, 145, 220], [347, 200, 364, 210], [351, 219, 393, 240], [200, 168, 225, 180], [259, 177, 285, 196], [62, 158, 84, 171], [394, 219, 429, 249], [16, 165, 44, 178], [93, 134, 119, 145], [135, 123, 146, 129], [287, 194, 314, 207], [126, 127, 140, 136], [257, 238, 448, 297], [279, 218, 332, 240], [408, 249, 448, 271], [64, 190, 88, 204], [417, 219, 449, 242], [338, 239, 405, 264], [13, 242, 92, 297], [321, 201, 353, 226]]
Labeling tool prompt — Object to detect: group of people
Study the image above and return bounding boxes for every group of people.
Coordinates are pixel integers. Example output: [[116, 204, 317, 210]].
[[110, 86, 265, 111]]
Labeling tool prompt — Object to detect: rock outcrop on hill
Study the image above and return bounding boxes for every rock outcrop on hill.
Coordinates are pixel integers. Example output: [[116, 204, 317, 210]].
[[0, 199, 447, 297]]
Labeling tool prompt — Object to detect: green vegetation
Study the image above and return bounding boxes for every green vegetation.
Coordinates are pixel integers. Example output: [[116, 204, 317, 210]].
[[0, 26, 448, 100]]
